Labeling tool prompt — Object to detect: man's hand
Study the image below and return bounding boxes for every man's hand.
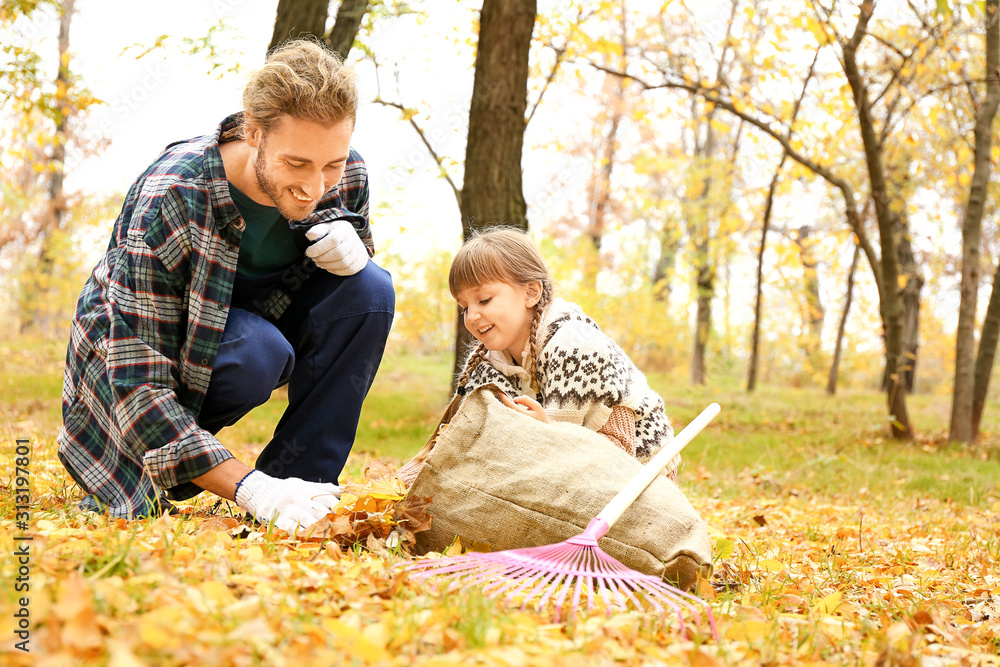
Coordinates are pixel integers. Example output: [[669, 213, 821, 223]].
[[497, 391, 550, 423], [234, 470, 341, 532], [305, 220, 369, 276]]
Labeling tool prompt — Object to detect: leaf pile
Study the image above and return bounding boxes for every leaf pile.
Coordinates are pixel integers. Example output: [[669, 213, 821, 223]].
[[298, 459, 432, 553]]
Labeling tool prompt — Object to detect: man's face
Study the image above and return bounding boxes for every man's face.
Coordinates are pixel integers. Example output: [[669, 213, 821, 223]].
[[248, 114, 354, 221]]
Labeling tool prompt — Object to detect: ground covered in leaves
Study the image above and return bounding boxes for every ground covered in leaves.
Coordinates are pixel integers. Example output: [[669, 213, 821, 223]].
[[2, 442, 998, 666], [1, 345, 999, 665]]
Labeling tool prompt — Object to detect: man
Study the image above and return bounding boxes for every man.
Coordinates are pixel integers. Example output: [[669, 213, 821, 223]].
[[57, 39, 394, 532]]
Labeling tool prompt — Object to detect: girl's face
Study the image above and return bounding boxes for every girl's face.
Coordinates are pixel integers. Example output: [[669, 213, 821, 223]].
[[455, 281, 542, 361]]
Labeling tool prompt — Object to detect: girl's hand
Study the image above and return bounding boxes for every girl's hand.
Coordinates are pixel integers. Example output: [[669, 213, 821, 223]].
[[497, 391, 549, 423]]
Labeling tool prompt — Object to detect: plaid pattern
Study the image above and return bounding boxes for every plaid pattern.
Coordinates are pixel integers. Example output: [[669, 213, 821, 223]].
[[57, 112, 373, 518]]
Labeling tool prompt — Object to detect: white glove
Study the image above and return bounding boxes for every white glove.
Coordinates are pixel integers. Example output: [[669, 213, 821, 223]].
[[234, 470, 341, 532], [305, 220, 369, 276]]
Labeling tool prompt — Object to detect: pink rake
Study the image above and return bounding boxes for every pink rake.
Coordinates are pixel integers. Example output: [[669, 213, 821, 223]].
[[406, 403, 722, 636]]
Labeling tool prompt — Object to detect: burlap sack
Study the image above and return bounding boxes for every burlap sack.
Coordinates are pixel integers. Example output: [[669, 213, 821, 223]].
[[406, 385, 713, 591]]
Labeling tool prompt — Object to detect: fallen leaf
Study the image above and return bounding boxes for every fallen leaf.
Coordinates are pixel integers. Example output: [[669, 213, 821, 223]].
[[364, 459, 398, 482], [198, 516, 241, 533], [814, 591, 843, 615]]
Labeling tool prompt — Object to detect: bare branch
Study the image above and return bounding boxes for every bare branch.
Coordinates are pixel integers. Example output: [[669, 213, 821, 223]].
[[369, 56, 461, 209], [372, 98, 462, 210], [586, 59, 884, 284], [847, 0, 874, 51], [526, 45, 565, 127]]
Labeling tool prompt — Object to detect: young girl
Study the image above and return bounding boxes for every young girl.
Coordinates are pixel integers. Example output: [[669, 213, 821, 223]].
[[444, 227, 680, 475]]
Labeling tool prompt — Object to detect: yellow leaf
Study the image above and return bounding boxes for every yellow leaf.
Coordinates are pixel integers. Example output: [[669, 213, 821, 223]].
[[334, 493, 359, 512], [444, 538, 463, 556], [108, 641, 148, 667], [36, 519, 59, 532], [710, 118, 731, 134], [897, 274, 908, 289], [199, 580, 237, 608], [884, 620, 912, 649], [759, 558, 784, 573], [173, 545, 195, 563], [368, 490, 405, 500], [362, 622, 390, 651], [322, 618, 390, 663], [725, 620, 771, 641], [804, 18, 830, 45], [818, 617, 851, 640], [714, 538, 735, 561], [814, 590, 843, 615], [138, 606, 186, 649], [243, 545, 264, 561]]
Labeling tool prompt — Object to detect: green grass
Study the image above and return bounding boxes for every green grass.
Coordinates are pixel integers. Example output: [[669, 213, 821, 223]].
[[652, 374, 1000, 507]]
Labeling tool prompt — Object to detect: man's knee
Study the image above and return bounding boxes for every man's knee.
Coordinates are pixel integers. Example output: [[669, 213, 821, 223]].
[[210, 309, 295, 408], [307, 262, 395, 324], [354, 261, 395, 313]]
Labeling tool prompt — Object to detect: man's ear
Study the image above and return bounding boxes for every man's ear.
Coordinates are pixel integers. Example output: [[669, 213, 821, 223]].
[[525, 281, 543, 308], [244, 118, 263, 149]]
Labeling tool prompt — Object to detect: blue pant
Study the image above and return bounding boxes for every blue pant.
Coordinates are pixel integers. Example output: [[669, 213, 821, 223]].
[[198, 262, 394, 484]]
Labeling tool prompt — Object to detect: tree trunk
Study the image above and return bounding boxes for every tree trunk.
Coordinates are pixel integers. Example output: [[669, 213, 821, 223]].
[[691, 232, 713, 386], [327, 0, 369, 58], [268, 0, 369, 59], [451, 0, 536, 384], [689, 119, 718, 386], [269, 0, 328, 51], [842, 1, 913, 439], [954, 0, 1000, 442], [973, 259, 1000, 435], [793, 224, 825, 375], [747, 155, 785, 392], [688, 0, 740, 385], [828, 242, 860, 395], [652, 218, 680, 303], [895, 223, 923, 392]]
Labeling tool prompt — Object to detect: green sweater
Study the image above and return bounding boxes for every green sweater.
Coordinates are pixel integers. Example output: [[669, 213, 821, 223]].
[[228, 182, 307, 278]]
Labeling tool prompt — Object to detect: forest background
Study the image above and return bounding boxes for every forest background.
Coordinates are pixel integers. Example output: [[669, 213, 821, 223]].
[[2, 0, 1000, 664], [7, 0, 1000, 443]]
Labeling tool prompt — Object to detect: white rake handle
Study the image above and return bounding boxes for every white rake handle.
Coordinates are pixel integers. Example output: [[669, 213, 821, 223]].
[[596, 403, 721, 528]]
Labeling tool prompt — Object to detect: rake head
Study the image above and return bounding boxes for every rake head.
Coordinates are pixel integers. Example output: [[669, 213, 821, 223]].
[[406, 518, 718, 638]]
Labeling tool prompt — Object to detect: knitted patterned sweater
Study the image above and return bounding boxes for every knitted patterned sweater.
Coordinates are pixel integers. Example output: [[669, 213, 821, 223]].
[[460, 298, 678, 471]]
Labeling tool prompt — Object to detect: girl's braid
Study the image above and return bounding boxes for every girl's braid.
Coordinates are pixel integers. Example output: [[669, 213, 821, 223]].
[[526, 282, 553, 400], [455, 341, 488, 394]]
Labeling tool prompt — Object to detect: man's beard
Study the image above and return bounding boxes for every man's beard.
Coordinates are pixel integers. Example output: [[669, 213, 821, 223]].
[[253, 137, 316, 221]]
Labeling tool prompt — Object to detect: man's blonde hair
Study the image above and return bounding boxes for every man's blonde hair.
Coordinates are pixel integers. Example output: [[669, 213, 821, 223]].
[[242, 38, 359, 135]]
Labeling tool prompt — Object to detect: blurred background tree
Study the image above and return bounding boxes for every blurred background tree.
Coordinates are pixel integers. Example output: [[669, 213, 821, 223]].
[[1, 0, 106, 337]]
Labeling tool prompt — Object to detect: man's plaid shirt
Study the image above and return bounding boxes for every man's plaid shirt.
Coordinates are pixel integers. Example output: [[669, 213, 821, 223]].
[[57, 113, 374, 518]]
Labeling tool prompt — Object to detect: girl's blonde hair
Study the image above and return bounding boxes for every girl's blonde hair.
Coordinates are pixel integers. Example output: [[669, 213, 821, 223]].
[[242, 38, 358, 136], [450, 227, 554, 397]]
